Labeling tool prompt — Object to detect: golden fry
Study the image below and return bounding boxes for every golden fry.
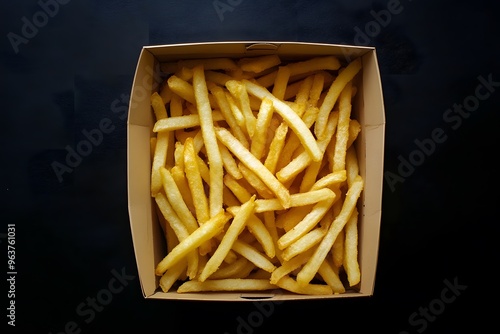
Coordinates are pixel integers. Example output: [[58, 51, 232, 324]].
[[344, 207, 361, 286], [315, 57, 361, 138], [184, 138, 210, 224], [193, 65, 224, 217], [276, 275, 332, 295], [177, 278, 276, 293]]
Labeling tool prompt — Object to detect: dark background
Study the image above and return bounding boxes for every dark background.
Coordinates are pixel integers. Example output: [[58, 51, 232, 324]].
[[1, 0, 498, 333]]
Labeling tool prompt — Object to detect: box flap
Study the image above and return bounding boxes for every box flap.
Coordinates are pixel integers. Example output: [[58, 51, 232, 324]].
[[144, 41, 374, 63]]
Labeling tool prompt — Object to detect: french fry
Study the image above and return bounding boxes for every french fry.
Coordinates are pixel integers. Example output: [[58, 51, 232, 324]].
[[331, 228, 344, 268], [344, 207, 361, 286], [292, 74, 314, 117], [271, 66, 291, 100], [232, 240, 276, 273], [192, 65, 224, 217], [151, 130, 171, 196], [151, 92, 168, 120], [346, 145, 359, 188], [167, 75, 196, 105], [184, 138, 210, 224], [237, 54, 281, 73], [308, 72, 326, 108], [314, 57, 361, 138], [282, 227, 326, 261], [251, 97, 274, 160], [286, 56, 341, 76], [153, 112, 225, 132], [263, 122, 288, 174], [254, 188, 336, 213], [310, 170, 347, 191], [177, 278, 276, 293], [173, 141, 185, 170], [262, 211, 283, 262], [332, 81, 353, 172], [275, 275, 332, 295]]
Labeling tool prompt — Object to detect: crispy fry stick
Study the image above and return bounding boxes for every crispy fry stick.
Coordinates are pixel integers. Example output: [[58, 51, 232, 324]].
[[193, 65, 224, 217], [314, 58, 361, 138], [177, 278, 276, 293]]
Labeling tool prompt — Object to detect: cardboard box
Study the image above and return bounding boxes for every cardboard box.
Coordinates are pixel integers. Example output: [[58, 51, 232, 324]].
[[127, 41, 385, 301]]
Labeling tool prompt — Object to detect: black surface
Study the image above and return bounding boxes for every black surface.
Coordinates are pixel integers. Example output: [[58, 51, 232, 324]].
[[2, 0, 498, 333]]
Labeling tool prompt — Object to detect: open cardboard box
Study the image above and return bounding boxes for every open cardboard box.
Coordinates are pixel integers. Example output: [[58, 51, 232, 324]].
[[127, 41, 385, 301]]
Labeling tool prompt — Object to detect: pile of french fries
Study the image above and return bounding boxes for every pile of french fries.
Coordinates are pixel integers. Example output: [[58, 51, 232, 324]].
[[150, 54, 363, 295]]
